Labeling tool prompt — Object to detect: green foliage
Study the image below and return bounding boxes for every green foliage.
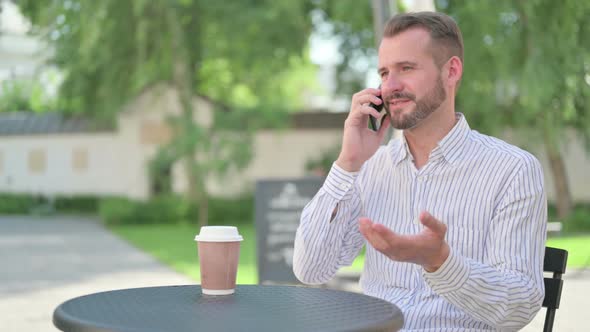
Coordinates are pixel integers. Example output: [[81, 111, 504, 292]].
[[439, 0, 590, 139], [310, 0, 378, 95], [99, 194, 254, 226], [138, 194, 192, 224], [0, 193, 100, 214], [0, 80, 30, 112], [207, 195, 254, 226], [53, 195, 100, 214], [0, 193, 37, 214], [0, 192, 254, 225], [99, 197, 140, 225], [562, 204, 590, 233], [0, 80, 59, 113], [17, 0, 318, 119], [99, 195, 191, 225]]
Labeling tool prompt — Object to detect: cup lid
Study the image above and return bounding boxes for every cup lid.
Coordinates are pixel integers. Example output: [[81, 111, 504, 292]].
[[194, 226, 243, 242]]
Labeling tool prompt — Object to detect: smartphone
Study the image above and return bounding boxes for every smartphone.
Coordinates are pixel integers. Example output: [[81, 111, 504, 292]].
[[368, 86, 386, 131]]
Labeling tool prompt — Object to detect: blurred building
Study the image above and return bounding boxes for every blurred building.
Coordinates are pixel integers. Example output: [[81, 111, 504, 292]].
[[0, 84, 345, 199]]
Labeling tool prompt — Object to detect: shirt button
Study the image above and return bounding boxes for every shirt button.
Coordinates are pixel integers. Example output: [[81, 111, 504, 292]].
[[339, 183, 350, 190]]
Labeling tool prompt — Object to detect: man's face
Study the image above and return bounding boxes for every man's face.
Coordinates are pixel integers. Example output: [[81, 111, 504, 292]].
[[378, 28, 447, 130]]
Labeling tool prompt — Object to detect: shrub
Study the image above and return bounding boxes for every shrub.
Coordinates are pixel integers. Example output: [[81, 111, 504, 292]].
[[208, 195, 254, 225], [562, 205, 590, 233], [54, 195, 100, 214], [0, 191, 256, 226], [136, 194, 191, 224], [99, 194, 193, 225], [99, 197, 140, 225], [0, 193, 37, 214]]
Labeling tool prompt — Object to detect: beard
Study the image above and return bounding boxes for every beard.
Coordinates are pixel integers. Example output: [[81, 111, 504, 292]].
[[384, 74, 446, 130]]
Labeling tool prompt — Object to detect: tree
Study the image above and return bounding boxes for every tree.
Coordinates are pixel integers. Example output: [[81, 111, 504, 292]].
[[309, 0, 408, 96], [17, 0, 317, 226], [441, 0, 590, 219]]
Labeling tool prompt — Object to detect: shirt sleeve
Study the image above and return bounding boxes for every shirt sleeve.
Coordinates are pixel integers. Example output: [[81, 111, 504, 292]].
[[293, 162, 367, 284], [423, 156, 547, 330]]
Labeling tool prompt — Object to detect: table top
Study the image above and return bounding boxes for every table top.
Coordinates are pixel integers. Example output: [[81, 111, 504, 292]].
[[53, 284, 404, 332]]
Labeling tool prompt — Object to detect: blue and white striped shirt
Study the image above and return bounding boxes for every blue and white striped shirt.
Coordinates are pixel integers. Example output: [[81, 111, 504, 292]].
[[293, 113, 547, 331]]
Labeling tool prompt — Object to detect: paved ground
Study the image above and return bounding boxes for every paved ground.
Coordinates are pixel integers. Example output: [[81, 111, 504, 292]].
[[0, 216, 193, 332], [1, 215, 588, 331]]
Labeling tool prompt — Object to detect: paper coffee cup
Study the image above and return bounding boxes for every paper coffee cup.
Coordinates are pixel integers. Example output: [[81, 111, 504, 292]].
[[195, 226, 243, 295]]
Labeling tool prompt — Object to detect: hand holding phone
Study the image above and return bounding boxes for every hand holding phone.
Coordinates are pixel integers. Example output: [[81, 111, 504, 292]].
[[337, 86, 389, 172], [368, 87, 387, 131]]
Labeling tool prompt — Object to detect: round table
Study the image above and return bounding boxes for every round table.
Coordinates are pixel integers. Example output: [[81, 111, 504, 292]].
[[53, 285, 404, 332]]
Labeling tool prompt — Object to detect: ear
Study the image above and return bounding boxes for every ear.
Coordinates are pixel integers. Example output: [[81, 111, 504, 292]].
[[444, 56, 463, 90]]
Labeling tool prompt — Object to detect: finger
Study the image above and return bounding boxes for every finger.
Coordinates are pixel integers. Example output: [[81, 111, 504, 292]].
[[358, 217, 374, 238], [358, 217, 373, 230], [354, 93, 382, 107], [359, 219, 390, 249], [357, 88, 381, 96], [419, 211, 447, 235], [369, 223, 396, 248], [371, 223, 405, 244], [359, 105, 384, 119]]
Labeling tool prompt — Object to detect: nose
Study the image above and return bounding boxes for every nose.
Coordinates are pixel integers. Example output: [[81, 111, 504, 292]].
[[381, 76, 403, 95]]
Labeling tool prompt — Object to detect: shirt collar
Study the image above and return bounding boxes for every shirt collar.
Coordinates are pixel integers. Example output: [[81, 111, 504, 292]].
[[390, 113, 471, 166], [390, 132, 412, 165], [437, 112, 470, 165]]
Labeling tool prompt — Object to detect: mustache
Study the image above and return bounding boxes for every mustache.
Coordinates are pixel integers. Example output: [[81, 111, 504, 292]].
[[384, 92, 416, 102]]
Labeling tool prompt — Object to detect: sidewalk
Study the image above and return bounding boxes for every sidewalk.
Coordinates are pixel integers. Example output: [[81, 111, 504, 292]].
[[0, 215, 193, 332]]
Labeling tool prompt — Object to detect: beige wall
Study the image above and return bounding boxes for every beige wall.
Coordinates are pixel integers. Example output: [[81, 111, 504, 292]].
[[0, 133, 141, 197], [206, 129, 343, 197]]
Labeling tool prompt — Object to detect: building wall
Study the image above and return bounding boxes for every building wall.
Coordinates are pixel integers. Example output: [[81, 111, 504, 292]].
[[206, 129, 343, 197], [0, 133, 146, 197]]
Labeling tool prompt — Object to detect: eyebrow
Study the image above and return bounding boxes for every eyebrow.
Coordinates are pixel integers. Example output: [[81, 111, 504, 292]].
[[378, 61, 419, 74]]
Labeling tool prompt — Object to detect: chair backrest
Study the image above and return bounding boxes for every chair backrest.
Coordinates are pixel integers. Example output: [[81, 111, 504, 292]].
[[542, 246, 568, 332]]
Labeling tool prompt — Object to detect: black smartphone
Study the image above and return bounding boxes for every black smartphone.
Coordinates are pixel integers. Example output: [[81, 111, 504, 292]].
[[368, 86, 386, 131]]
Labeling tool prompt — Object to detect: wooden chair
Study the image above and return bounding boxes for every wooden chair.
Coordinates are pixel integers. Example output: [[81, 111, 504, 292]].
[[542, 246, 568, 332]]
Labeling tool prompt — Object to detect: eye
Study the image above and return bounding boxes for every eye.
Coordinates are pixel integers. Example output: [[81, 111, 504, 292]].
[[380, 71, 388, 79], [401, 66, 413, 72]]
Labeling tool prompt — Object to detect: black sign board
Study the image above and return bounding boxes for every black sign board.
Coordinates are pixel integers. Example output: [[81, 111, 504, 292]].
[[255, 177, 324, 284]]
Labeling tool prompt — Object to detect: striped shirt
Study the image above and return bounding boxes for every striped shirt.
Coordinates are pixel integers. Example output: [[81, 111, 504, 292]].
[[293, 113, 547, 331]]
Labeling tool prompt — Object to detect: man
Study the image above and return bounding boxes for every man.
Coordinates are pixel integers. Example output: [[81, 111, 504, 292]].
[[293, 12, 546, 331]]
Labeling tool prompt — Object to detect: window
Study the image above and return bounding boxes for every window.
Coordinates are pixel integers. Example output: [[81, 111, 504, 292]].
[[140, 120, 172, 145], [72, 148, 88, 172], [28, 149, 46, 174]]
